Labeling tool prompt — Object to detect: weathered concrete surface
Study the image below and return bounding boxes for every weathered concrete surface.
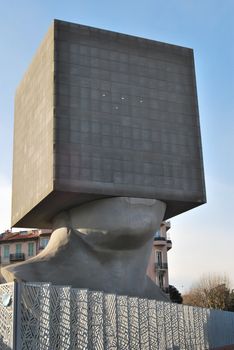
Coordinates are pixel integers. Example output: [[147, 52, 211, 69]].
[[12, 19, 206, 228], [12, 24, 54, 228], [3, 197, 169, 300]]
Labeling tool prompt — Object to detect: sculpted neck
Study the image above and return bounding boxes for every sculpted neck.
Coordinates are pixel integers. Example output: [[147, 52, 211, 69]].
[[2, 197, 168, 300], [48, 197, 166, 296]]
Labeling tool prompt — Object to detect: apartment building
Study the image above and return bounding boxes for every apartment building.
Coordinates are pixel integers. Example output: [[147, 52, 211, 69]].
[[0, 229, 52, 268], [147, 221, 172, 293]]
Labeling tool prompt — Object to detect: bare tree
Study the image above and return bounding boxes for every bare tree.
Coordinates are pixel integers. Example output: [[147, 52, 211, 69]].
[[183, 274, 231, 310]]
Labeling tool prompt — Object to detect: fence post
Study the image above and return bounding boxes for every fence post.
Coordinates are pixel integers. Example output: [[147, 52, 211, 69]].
[[13, 281, 22, 350]]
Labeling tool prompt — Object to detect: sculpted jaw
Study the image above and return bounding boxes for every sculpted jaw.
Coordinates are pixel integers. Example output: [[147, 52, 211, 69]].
[[2, 197, 168, 300]]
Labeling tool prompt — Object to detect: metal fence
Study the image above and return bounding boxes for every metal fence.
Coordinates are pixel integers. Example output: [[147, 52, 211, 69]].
[[0, 282, 234, 349], [0, 282, 15, 350]]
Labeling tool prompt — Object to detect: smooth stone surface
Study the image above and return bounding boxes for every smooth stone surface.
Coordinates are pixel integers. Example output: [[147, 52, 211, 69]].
[[2, 197, 168, 301]]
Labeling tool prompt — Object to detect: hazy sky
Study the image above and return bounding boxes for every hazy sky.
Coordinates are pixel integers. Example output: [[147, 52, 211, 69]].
[[0, 0, 233, 292]]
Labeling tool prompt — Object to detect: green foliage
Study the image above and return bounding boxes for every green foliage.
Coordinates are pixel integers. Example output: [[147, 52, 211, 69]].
[[169, 285, 183, 304]]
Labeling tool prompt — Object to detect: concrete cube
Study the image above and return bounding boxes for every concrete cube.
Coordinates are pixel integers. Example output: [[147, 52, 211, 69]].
[[12, 20, 206, 228]]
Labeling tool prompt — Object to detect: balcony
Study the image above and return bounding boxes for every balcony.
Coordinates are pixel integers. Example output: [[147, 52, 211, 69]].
[[167, 239, 172, 250], [155, 262, 168, 270], [9, 253, 25, 262], [154, 236, 166, 246]]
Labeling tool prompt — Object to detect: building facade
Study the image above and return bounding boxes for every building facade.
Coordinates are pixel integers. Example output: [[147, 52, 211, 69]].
[[0, 229, 52, 270], [147, 221, 172, 293]]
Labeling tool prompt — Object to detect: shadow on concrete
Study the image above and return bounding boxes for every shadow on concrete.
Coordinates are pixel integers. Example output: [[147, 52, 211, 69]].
[[205, 308, 234, 349]]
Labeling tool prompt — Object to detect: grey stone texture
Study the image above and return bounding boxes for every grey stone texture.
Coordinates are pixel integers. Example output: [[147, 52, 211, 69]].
[[4, 198, 169, 300], [12, 19, 206, 228], [12, 24, 54, 227]]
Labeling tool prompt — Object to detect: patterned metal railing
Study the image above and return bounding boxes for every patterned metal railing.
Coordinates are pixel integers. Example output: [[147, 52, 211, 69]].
[[9, 253, 25, 262], [1, 282, 234, 349], [0, 282, 15, 349], [155, 262, 168, 270]]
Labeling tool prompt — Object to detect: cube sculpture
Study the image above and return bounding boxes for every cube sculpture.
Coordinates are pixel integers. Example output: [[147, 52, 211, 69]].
[[12, 19, 206, 228]]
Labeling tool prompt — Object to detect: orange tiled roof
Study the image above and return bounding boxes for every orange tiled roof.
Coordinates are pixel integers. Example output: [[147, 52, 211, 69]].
[[0, 229, 52, 243]]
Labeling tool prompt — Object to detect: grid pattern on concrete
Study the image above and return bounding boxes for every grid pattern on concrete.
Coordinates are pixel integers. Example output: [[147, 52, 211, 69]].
[[12, 20, 206, 227], [12, 25, 54, 226], [54, 21, 205, 205]]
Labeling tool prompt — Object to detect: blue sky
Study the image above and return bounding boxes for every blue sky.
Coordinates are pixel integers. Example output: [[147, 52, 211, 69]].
[[0, 0, 233, 291]]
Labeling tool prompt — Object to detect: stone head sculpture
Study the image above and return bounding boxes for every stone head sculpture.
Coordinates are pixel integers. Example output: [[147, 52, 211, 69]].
[[2, 20, 206, 300]]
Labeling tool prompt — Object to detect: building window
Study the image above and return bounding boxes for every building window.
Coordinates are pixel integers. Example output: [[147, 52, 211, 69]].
[[158, 272, 164, 289], [155, 251, 162, 267], [3, 245, 9, 258], [28, 242, 34, 257], [40, 238, 49, 249], [154, 230, 160, 238], [16, 244, 22, 254]]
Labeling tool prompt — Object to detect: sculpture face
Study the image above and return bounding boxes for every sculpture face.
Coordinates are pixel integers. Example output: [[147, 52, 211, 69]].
[[2, 198, 168, 300], [54, 197, 166, 249]]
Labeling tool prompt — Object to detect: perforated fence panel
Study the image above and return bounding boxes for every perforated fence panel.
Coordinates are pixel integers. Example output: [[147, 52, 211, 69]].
[[0, 282, 15, 350], [0, 282, 234, 349]]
